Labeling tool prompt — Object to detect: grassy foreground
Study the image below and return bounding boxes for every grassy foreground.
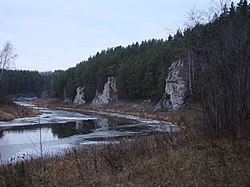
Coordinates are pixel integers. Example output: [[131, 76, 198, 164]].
[[1, 127, 250, 186]]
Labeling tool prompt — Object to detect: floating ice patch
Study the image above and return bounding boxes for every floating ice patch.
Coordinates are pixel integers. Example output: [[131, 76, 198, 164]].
[[0, 108, 96, 127]]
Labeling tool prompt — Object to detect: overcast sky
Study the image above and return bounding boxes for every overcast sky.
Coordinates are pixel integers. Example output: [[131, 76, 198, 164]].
[[0, 0, 233, 71]]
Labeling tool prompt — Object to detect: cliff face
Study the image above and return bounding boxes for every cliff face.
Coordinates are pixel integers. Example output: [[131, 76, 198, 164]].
[[165, 59, 189, 110], [92, 76, 118, 105], [156, 59, 189, 110], [73, 87, 86, 105]]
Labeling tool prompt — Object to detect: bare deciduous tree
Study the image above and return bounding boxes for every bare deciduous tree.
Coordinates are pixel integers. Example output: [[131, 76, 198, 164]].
[[0, 41, 17, 83], [188, 1, 250, 137], [185, 0, 233, 29]]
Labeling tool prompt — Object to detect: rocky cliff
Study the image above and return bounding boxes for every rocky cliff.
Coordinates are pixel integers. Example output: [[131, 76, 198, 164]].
[[92, 76, 118, 105], [73, 87, 86, 105], [156, 59, 189, 110]]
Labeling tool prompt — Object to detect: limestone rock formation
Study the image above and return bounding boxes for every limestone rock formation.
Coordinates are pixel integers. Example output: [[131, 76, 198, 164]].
[[156, 59, 189, 110], [73, 87, 86, 105], [92, 76, 118, 105]]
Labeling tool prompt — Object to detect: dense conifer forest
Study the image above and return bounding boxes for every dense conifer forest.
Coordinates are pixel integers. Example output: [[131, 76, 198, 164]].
[[3, 70, 53, 96], [53, 37, 184, 101]]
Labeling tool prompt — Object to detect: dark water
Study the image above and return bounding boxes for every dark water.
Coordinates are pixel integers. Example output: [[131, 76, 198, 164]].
[[0, 105, 177, 163]]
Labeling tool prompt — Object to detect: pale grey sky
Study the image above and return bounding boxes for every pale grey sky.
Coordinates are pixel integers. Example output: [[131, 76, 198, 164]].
[[0, 0, 233, 71]]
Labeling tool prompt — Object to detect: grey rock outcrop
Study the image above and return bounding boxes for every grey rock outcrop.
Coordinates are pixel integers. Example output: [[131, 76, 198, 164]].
[[73, 87, 86, 105], [156, 59, 189, 110], [92, 76, 118, 105]]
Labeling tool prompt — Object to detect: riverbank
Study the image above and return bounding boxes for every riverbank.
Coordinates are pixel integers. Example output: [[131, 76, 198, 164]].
[[0, 103, 39, 130], [30, 98, 203, 127]]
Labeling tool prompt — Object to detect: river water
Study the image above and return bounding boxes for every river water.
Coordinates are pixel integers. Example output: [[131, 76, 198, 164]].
[[0, 102, 177, 163]]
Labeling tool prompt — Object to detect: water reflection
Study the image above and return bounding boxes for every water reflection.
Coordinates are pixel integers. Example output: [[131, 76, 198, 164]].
[[0, 120, 94, 140], [52, 120, 96, 138], [1, 115, 137, 141]]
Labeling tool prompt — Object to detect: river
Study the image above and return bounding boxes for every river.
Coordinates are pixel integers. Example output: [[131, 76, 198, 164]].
[[0, 102, 177, 163]]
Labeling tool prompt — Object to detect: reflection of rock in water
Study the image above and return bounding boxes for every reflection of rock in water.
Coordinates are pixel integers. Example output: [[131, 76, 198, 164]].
[[93, 115, 138, 129], [75, 120, 96, 130], [51, 121, 96, 138], [78, 115, 136, 130], [75, 121, 82, 130], [75, 120, 96, 132], [94, 116, 109, 128]]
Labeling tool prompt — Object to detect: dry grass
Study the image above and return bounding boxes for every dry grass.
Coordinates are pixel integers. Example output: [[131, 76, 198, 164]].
[[0, 103, 39, 122], [1, 128, 249, 187]]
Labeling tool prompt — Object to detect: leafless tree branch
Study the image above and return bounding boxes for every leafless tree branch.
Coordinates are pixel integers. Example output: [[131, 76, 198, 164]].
[[0, 41, 17, 82]]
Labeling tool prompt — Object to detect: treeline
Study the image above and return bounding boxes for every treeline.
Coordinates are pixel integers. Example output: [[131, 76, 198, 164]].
[[2, 70, 54, 96], [1, 37, 183, 101], [2, 37, 185, 101], [1, 35, 185, 101], [53, 35, 185, 101]]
